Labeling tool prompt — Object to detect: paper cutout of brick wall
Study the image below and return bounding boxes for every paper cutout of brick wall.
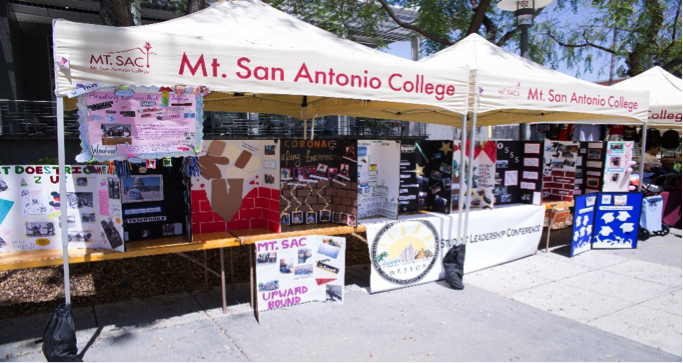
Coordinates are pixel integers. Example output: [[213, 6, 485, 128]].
[[191, 186, 280, 234]]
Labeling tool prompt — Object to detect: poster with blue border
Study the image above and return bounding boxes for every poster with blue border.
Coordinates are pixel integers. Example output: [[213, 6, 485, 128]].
[[592, 192, 643, 249], [570, 193, 597, 257]]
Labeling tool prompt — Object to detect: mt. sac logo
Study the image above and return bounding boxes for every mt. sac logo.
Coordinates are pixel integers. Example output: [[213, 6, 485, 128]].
[[89, 42, 156, 74], [498, 82, 521, 99]]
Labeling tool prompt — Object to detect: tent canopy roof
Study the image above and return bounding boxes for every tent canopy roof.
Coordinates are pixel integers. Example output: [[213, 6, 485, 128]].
[[613, 66, 682, 129], [420, 34, 650, 126], [54, 0, 469, 126]]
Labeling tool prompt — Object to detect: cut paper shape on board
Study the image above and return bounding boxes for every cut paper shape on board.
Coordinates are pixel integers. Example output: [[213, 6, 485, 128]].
[[582, 215, 589, 226], [99, 189, 110, 216], [598, 226, 614, 236], [0, 199, 14, 226], [601, 213, 615, 224], [616, 211, 630, 222], [575, 217, 582, 228], [316, 278, 337, 286], [620, 223, 635, 234]]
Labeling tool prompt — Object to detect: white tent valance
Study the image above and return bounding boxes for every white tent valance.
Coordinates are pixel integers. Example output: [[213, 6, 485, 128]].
[[613, 66, 682, 129], [53, 0, 469, 125], [419, 34, 650, 126]]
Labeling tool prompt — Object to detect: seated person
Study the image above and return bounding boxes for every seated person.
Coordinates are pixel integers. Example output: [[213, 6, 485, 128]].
[[654, 158, 681, 190], [642, 144, 662, 183]]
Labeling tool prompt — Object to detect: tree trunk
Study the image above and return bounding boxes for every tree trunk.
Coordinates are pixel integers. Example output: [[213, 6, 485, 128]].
[[100, 0, 135, 26]]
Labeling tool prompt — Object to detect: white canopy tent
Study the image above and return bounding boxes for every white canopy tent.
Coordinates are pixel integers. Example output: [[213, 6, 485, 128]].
[[52, 0, 473, 304], [613, 66, 682, 129], [418, 33, 652, 247]]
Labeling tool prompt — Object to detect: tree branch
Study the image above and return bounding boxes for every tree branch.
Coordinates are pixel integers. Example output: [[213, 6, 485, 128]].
[[466, 0, 492, 36], [497, 27, 519, 46], [662, 57, 682, 73], [546, 32, 616, 54], [376, 0, 454, 46]]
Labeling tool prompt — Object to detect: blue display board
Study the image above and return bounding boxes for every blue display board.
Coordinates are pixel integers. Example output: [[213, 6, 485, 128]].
[[592, 192, 643, 249], [570, 193, 597, 257]]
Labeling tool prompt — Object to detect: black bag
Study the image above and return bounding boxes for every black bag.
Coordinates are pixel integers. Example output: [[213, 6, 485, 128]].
[[42, 303, 81, 362], [662, 129, 680, 149], [443, 244, 466, 290], [623, 126, 637, 141]]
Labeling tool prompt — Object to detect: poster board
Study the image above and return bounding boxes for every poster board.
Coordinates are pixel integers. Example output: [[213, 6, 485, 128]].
[[366, 217, 444, 293], [452, 141, 496, 211], [402, 140, 453, 214], [280, 140, 358, 227], [398, 142, 420, 213], [0, 165, 124, 252], [570, 193, 597, 257], [77, 86, 204, 161], [592, 192, 642, 249], [542, 141, 579, 202], [602, 141, 635, 192], [255, 235, 345, 312], [122, 158, 187, 242], [576, 142, 606, 195], [191, 140, 281, 234], [357, 140, 401, 220]]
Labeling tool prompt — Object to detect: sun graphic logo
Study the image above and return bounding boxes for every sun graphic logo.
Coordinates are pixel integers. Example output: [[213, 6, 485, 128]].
[[371, 219, 440, 285]]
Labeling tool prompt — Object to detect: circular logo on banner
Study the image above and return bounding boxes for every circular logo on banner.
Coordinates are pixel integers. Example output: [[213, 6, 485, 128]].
[[127, 188, 142, 200], [371, 219, 440, 285]]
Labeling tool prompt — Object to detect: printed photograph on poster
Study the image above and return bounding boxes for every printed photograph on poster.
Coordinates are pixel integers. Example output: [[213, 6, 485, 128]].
[[67, 229, 93, 243], [586, 177, 600, 188], [298, 248, 313, 263], [500, 194, 512, 203], [100, 124, 132, 145], [76, 177, 88, 187], [280, 213, 291, 225], [107, 177, 121, 199], [281, 168, 291, 180], [434, 195, 448, 206], [610, 142, 624, 152], [26, 221, 56, 237], [279, 258, 293, 274], [291, 211, 304, 224], [319, 210, 331, 223], [587, 149, 602, 160], [293, 167, 304, 180], [341, 213, 348, 225], [441, 178, 451, 188], [326, 285, 343, 302], [66, 192, 94, 209], [257, 252, 277, 264], [610, 173, 620, 183], [575, 169, 584, 178], [328, 168, 338, 179], [122, 175, 163, 203], [418, 192, 427, 205], [496, 160, 509, 169], [609, 156, 622, 167], [614, 195, 628, 206], [339, 164, 349, 177], [333, 212, 341, 223], [522, 171, 539, 180], [601, 194, 612, 204], [318, 237, 343, 259], [265, 145, 276, 155], [21, 190, 47, 214], [504, 170, 518, 187], [258, 280, 279, 292], [295, 264, 314, 277], [524, 143, 541, 154], [524, 158, 540, 167], [316, 163, 329, 176], [306, 211, 317, 224], [162, 223, 181, 236], [348, 214, 357, 227], [586, 161, 603, 168], [346, 146, 356, 158]]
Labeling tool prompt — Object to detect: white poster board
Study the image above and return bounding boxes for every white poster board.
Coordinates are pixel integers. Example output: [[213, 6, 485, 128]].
[[0, 165, 125, 252], [452, 141, 497, 211], [357, 140, 400, 220], [602, 141, 634, 192], [255, 235, 345, 312]]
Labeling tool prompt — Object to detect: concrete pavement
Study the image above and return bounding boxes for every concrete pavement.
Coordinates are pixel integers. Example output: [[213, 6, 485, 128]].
[[0, 230, 680, 361]]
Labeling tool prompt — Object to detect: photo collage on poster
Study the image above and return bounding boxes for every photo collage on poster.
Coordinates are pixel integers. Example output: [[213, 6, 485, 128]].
[[279, 140, 358, 228], [577, 142, 606, 195], [452, 141, 497, 210], [542, 140, 580, 202], [77, 86, 204, 161], [0, 165, 124, 252], [398, 142, 420, 213], [357, 140, 400, 220], [122, 158, 188, 242], [602, 141, 634, 192], [255, 236, 346, 312], [406, 140, 454, 214]]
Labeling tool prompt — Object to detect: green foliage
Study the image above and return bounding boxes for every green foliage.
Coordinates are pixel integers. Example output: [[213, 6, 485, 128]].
[[37, 158, 59, 165]]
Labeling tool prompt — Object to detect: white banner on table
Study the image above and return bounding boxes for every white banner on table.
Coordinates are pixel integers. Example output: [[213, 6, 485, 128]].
[[255, 235, 345, 312]]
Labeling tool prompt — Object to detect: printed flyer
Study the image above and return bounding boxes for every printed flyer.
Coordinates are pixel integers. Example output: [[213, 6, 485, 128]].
[[0, 165, 124, 252], [255, 235, 345, 312], [77, 85, 204, 161], [357, 140, 400, 220]]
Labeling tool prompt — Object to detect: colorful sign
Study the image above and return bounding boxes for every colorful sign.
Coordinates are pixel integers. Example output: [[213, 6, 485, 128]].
[[0, 165, 124, 252], [542, 141, 579, 202], [571, 193, 597, 257], [255, 236, 345, 312], [592, 192, 643, 249], [602, 141, 634, 192], [452, 141, 497, 211], [77, 86, 203, 161]]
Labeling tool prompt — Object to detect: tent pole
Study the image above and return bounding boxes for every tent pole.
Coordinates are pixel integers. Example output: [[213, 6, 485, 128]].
[[311, 117, 315, 140], [463, 113, 477, 244], [457, 114, 467, 245], [303, 119, 307, 140], [57, 95, 71, 305], [637, 122, 648, 192]]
